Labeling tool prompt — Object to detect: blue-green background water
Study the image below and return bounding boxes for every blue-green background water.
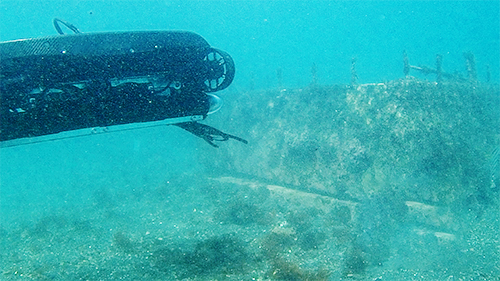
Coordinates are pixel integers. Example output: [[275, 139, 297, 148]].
[[1, 1, 499, 280], [1, 1, 499, 88]]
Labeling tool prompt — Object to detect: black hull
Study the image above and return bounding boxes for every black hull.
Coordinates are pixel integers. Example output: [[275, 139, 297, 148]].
[[0, 31, 235, 143]]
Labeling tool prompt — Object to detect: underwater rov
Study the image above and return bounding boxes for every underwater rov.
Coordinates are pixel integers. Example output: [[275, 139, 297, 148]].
[[0, 19, 247, 148]]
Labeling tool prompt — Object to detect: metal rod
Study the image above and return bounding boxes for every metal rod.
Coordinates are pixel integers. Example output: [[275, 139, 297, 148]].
[[351, 58, 357, 85], [403, 50, 410, 77], [403, 51, 466, 82], [311, 63, 317, 86], [486, 65, 491, 83], [435, 54, 442, 83], [464, 52, 477, 83]]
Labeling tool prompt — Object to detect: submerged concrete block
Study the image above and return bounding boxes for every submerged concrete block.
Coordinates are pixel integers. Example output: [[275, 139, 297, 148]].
[[203, 79, 499, 209]]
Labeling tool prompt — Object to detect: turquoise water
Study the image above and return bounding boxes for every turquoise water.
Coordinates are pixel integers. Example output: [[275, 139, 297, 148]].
[[1, 1, 499, 280], [1, 1, 499, 88]]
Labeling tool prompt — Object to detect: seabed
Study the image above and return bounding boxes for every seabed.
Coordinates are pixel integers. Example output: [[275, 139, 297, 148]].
[[1, 78, 499, 280]]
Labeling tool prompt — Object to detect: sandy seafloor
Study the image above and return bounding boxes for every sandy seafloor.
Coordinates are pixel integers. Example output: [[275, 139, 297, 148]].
[[1, 169, 498, 281]]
